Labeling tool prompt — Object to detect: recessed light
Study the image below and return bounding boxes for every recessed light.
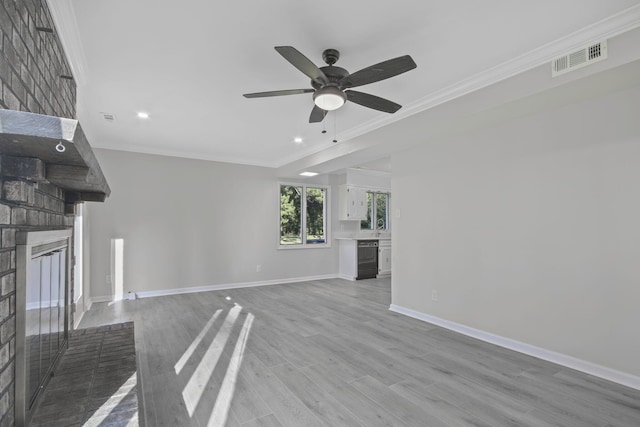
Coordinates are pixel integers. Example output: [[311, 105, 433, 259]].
[[294, 137, 303, 143], [137, 112, 149, 119], [300, 171, 318, 177]]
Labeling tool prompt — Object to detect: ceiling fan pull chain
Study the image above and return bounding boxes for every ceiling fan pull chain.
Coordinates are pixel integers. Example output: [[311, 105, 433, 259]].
[[333, 112, 338, 143]]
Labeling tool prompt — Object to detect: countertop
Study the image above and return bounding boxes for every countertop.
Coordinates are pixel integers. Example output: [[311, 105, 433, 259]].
[[335, 236, 392, 241]]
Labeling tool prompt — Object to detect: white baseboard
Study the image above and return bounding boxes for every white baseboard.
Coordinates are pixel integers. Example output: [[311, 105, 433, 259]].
[[337, 274, 356, 281], [26, 300, 59, 310], [90, 274, 340, 301], [389, 304, 640, 391], [87, 295, 112, 310]]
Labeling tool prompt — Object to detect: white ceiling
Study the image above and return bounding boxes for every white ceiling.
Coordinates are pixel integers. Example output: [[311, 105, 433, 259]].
[[49, 1, 640, 175]]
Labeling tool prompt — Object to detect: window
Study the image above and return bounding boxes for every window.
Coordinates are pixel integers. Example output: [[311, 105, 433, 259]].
[[280, 184, 329, 247], [361, 191, 390, 231]]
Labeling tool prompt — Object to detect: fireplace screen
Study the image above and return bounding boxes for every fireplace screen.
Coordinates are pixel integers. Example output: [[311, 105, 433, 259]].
[[16, 230, 72, 425], [25, 249, 66, 403]]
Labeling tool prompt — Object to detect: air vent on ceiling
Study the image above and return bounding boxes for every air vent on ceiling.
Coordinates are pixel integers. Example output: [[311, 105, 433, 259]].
[[552, 40, 607, 77], [100, 112, 116, 122]]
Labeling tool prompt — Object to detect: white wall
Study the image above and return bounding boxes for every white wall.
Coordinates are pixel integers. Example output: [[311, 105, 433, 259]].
[[85, 149, 338, 299], [392, 85, 640, 377]]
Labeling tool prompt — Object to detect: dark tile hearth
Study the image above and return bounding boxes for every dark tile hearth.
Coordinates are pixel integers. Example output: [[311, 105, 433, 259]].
[[30, 322, 139, 427]]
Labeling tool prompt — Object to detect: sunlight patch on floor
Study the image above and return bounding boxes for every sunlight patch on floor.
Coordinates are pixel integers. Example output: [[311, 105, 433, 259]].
[[84, 372, 138, 426], [175, 309, 223, 375], [182, 304, 242, 416], [207, 312, 254, 426]]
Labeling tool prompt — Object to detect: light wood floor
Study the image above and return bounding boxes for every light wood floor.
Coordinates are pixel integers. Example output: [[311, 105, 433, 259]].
[[79, 278, 640, 427]]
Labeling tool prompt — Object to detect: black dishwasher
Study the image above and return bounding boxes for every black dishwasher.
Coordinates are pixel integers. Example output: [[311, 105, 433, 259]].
[[357, 240, 379, 279]]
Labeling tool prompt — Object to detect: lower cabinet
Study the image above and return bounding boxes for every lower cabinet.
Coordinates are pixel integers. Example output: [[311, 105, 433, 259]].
[[378, 240, 391, 277], [339, 238, 392, 280], [338, 239, 358, 280]]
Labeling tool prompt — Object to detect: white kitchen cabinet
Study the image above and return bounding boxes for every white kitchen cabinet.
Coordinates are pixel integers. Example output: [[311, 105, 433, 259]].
[[378, 240, 392, 277], [338, 239, 358, 280], [339, 185, 367, 221]]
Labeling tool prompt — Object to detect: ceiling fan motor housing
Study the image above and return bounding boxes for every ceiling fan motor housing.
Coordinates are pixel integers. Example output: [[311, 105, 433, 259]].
[[322, 48, 340, 65], [309, 49, 349, 90], [312, 66, 349, 89]]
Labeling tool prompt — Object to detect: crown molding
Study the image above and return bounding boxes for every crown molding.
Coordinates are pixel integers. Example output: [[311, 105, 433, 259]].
[[329, 4, 640, 153], [92, 142, 277, 169], [46, 0, 88, 87]]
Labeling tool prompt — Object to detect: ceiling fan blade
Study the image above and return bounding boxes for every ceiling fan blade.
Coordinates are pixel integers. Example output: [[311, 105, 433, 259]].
[[309, 105, 328, 123], [243, 88, 314, 98], [340, 55, 417, 89], [346, 90, 402, 113], [275, 46, 329, 86]]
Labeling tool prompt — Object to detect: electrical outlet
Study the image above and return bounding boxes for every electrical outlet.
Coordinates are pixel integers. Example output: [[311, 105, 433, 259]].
[[432, 290, 439, 301], [256, 264, 261, 272], [105, 274, 111, 284]]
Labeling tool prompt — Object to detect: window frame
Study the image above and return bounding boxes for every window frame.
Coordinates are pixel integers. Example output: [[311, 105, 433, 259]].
[[361, 191, 391, 231], [278, 182, 331, 249]]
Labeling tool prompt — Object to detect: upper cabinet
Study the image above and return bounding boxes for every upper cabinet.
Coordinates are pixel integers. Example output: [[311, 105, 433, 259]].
[[339, 185, 368, 221]]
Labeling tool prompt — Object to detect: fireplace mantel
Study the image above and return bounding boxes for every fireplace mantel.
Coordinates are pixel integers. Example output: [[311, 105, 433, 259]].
[[0, 109, 110, 203]]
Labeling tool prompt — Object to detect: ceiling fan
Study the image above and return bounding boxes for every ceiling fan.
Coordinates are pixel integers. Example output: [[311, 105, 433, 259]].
[[243, 46, 417, 123]]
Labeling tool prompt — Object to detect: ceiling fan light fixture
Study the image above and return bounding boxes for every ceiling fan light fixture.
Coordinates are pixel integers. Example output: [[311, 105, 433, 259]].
[[313, 86, 346, 111]]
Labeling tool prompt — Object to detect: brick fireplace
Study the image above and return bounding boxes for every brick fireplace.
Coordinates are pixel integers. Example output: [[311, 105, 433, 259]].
[[1, 1, 109, 424]]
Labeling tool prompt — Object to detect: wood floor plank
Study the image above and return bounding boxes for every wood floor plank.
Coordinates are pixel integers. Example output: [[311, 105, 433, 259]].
[[427, 327, 563, 377], [421, 351, 606, 427], [77, 278, 640, 427], [210, 344, 273, 425], [350, 375, 450, 427], [516, 408, 584, 427], [308, 334, 405, 385], [553, 368, 640, 415], [300, 362, 407, 427], [244, 331, 289, 368], [241, 414, 283, 427], [249, 325, 325, 369], [237, 353, 325, 427], [313, 310, 438, 357], [310, 319, 448, 388], [145, 372, 197, 426], [389, 380, 493, 427], [517, 369, 640, 427], [270, 363, 365, 426], [393, 376, 533, 427]]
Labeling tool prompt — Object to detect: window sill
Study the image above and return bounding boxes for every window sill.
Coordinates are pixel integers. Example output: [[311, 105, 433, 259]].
[[278, 243, 332, 250]]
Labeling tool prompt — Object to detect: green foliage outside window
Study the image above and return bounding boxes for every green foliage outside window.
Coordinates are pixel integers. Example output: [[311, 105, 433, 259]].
[[280, 185, 302, 244], [306, 187, 326, 243], [376, 193, 387, 230], [280, 185, 327, 245], [361, 191, 389, 230]]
